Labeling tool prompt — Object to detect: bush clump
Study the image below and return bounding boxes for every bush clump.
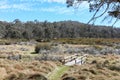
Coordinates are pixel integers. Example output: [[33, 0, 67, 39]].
[[35, 43, 52, 53], [108, 65, 120, 71]]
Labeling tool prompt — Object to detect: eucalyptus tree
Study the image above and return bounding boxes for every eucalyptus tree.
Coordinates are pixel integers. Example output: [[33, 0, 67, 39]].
[[66, 0, 120, 26]]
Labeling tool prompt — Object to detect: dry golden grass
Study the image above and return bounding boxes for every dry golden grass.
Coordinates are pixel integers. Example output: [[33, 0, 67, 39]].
[[0, 59, 59, 80], [0, 44, 35, 54], [61, 54, 120, 80], [0, 68, 7, 80]]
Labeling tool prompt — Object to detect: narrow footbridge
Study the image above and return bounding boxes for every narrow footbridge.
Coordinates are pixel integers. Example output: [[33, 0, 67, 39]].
[[62, 54, 88, 66]]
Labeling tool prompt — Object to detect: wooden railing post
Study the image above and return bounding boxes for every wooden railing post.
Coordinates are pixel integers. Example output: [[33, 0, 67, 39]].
[[75, 59, 76, 64], [81, 57, 82, 64]]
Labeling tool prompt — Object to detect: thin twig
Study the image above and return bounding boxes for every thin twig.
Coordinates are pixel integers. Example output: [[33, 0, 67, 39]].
[[93, 4, 109, 19], [87, 2, 104, 24], [112, 18, 118, 27]]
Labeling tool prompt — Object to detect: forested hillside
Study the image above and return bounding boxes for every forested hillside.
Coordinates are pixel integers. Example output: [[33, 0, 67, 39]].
[[0, 19, 120, 40]]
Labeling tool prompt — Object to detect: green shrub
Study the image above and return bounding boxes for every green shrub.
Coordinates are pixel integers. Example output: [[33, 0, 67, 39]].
[[35, 43, 52, 53], [108, 65, 120, 71]]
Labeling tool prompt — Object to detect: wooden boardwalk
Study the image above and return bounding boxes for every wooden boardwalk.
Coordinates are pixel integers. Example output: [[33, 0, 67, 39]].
[[62, 54, 88, 66]]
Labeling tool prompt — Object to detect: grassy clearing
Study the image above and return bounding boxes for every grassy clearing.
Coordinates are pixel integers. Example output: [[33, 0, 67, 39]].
[[48, 66, 69, 80]]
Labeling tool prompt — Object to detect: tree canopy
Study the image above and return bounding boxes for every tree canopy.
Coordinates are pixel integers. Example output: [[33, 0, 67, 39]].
[[66, 0, 120, 26], [0, 20, 120, 40]]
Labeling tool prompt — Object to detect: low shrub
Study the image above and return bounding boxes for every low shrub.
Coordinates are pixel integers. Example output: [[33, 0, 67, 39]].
[[35, 43, 52, 53], [108, 65, 120, 71]]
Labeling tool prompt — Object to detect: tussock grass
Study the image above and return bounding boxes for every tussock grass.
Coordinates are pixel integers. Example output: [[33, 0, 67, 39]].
[[0, 59, 59, 80], [61, 54, 120, 80]]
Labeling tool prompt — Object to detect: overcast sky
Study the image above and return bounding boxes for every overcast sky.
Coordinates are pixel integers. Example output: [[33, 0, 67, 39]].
[[0, 0, 119, 27]]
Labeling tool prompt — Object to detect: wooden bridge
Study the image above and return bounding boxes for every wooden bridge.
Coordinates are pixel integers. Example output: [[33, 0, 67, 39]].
[[62, 54, 88, 66]]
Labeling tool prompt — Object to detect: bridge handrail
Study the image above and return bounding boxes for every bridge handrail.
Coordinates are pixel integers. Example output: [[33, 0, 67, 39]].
[[62, 54, 88, 64]]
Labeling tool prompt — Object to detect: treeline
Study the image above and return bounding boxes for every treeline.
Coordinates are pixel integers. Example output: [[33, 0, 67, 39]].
[[0, 19, 120, 40]]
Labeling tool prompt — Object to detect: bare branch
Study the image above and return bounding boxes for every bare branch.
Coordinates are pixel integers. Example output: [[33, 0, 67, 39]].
[[66, 0, 120, 26], [112, 18, 119, 26], [88, 2, 109, 24]]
